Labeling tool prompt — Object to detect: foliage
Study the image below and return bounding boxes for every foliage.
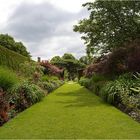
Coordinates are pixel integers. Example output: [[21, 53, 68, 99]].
[[91, 74, 107, 83], [79, 56, 89, 65], [40, 60, 64, 77], [84, 39, 140, 76], [79, 74, 108, 95], [0, 34, 30, 57], [0, 89, 9, 125], [42, 75, 59, 82], [10, 81, 45, 112], [100, 73, 140, 110], [0, 45, 29, 71], [79, 77, 90, 88], [0, 67, 18, 91], [100, 81, 119, 104], [39, 82, 54, 93], [62, 53, 76, 60], [50, 56, 63, 67], [74, 0, 140, 56], [126, 39, 140, 72], [62, 54, 85, 80], [50, 53, 85, 80], [39, 79, 64, 93], [20, 61, 44, 82]]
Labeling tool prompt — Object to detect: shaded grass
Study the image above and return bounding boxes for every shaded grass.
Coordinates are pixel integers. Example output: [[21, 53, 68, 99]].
[[0, 83, 140, 139]]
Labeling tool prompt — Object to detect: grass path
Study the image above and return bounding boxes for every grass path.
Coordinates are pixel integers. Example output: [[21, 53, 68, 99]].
[[0, 83, 140, 139]]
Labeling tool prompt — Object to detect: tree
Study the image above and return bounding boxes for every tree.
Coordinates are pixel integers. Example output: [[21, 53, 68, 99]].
[[50, 56, 62, 67], [0, 34, 30, 57], [74, 0, 140, 56], [79, 56, 90, 65], [62, 53, 85, 80], [62, 53, 76, 60], [51, 53, 85, 80]]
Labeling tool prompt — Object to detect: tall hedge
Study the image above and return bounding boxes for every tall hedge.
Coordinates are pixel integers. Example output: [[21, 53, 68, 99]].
[[0, 45, 29, 71]]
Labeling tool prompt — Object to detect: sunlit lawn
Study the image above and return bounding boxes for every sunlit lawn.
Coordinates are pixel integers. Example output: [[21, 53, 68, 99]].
[[0, 83, 140, 139]]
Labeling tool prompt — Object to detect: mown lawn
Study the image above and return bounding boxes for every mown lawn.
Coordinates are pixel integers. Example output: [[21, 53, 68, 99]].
[[0, 83, 140, 139]]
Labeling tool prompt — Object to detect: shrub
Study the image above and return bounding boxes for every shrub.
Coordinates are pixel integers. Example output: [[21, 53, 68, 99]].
[[0, 67, 18, 91], [100, 81, 119, 104], [39, 79, 64, 93], [42, 82, 56, 93], [10, 81, 45, 111], [41, 75, 49, 82], [79, 77, 90, 88], [49, 76, 59, 81], [100, 73, 140, 108], [80, 74, 108, 95], [20, 61, 44, 82], [0, 88, 9, 125], [91, 74, 107, 83], [41, 75, 59, 82]]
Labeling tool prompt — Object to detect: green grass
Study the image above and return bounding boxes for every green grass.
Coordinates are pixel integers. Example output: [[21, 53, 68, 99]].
[[0, 83, 140, 139], [0, 45, 29, 70]]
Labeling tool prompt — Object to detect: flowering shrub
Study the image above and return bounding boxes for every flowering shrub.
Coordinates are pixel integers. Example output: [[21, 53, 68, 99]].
[[40, 60, 64, 76], [10, 81, 45, 112]]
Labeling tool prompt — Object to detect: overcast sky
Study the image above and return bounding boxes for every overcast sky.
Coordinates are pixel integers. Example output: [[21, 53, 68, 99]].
[[0, 0, 91, 61]]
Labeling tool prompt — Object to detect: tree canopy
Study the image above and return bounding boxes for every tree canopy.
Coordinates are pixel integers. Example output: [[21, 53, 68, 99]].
[[50, 53, 85, 80], [0, 34, 30, 57], [74, 0, 140, 56]]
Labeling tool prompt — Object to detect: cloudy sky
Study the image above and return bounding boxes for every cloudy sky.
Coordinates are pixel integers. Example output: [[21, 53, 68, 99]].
[[0, 0, 91, 60]]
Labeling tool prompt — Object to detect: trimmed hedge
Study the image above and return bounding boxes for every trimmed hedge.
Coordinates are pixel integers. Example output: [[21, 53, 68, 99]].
[[0, 45, 29, 71]]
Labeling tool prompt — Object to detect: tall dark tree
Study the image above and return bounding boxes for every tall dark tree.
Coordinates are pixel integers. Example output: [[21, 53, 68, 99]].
[[74, 0, 140, 55]]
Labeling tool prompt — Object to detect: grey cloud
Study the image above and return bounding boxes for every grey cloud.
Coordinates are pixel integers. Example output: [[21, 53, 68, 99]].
[[6, 2, 87, 42], [3, 1, 88, 59]]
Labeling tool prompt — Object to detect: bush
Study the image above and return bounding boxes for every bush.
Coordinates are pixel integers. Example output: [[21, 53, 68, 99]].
[[0, 67, 18, 91], [0, 88, 9, 125], [100, 81, 119, 104], [42, 75, 59, 82], [20, 61, 44, 83], [38, 82, 54, 93], [10, 81, 45, 111], [41, 75, 49, 82], [39, 79, 64, 93], [79, 77, 90, 88], [79, 74, 108, 95], [91, 74, 108, 83], [100, 73, 140, 107]]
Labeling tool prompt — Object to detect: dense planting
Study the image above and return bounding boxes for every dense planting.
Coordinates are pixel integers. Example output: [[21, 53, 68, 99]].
[[10, 81, 45, 112], [0, 61, 64, 126]]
